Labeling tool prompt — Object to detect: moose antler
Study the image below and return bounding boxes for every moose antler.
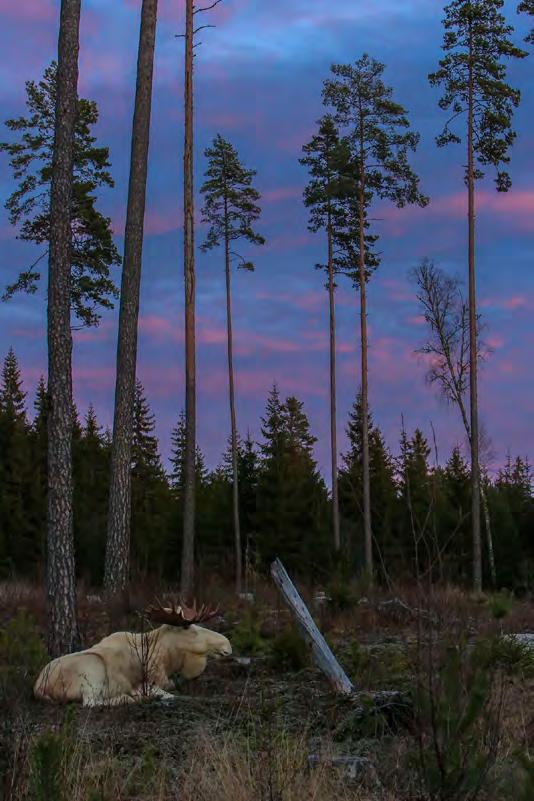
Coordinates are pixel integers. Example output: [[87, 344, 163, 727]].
[[145, 597, 220, 628]]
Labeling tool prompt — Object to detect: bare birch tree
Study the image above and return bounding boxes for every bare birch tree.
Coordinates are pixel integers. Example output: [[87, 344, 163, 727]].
[[412, 258, 496, 584]]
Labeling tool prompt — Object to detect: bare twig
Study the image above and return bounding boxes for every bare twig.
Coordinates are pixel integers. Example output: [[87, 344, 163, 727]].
[[194, 0, 223, 13]]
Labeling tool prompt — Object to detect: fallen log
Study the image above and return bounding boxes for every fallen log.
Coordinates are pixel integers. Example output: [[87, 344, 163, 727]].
[[270, 558, 354, 696]]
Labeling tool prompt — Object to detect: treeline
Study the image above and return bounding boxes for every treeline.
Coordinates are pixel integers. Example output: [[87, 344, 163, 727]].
[[1, 348, 532, 590]]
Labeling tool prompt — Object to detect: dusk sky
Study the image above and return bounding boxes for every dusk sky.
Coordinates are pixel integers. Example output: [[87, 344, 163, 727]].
[[0, 0, 533, 478]]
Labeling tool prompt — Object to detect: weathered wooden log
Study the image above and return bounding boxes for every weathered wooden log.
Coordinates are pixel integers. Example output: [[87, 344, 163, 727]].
[[270, 558, 354, 696], [308, 754, 373, 781]]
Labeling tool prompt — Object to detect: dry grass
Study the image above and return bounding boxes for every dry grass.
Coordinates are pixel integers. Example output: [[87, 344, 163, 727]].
[[2, 721, 395, 801], [1, 578, 533, 801]]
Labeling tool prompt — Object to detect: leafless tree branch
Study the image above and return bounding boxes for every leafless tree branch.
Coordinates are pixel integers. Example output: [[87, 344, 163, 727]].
[[194, 0, 223, 13]]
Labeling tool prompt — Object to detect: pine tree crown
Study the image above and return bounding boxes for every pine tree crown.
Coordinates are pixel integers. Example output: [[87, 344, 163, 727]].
[[200, 133, 265, 264], [0, 61, 120, 326], [322, 53, 429, 209], [429, 0, 528, 190]]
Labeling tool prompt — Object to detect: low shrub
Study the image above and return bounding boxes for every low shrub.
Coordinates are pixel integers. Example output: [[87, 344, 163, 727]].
[[230, 607, 270, 656], [268, 627, 309, 673], [411, 633, 505, 801], [0, 611, 48, 704]]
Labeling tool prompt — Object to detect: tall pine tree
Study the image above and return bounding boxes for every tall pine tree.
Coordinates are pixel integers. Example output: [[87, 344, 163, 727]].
[[300, 115, 352, 555], [105, 0, 158, 597], [46, 0, 82, 656], [200, 133, 264, 594], [429, 0, 527, 591], [323, 54, 428, 580]]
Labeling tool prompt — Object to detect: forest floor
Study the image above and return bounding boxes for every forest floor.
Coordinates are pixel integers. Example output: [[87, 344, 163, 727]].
[[1, 579, 533, 800]]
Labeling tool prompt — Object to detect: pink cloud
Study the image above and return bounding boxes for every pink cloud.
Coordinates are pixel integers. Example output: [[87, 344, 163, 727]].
[[112, 204, 183, 237], [262, 186, 302, 203], [201, 111, 252, 131], [406, 314, 426, 326], [379, 189, 534, 234], [480, 293, 532, 312], [0, 0, 55, 22], [73, 366, 115, 391], [486, 335, 504, 350], [122, 0, 247, 25], [379, 278, 414, 303], [504, 295, 529, 310], [200, 364, 328, 399], [263, 233, 313, 252], [199, 325, 227, 346], [11, 325, 44, 341], [256, 289, 324, 312], [139, 315, 180, 341], [74, 321, 114, 344]]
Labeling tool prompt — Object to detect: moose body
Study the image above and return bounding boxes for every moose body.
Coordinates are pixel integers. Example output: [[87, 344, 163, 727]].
[[34, 604, 232, 707]]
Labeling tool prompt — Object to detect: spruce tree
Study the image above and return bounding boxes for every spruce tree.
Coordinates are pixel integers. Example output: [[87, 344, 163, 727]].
[[442, 447, 472, 581], [236, 432, 258, 582], [339, 394, 397, 578], [105, 0, 158, 597], [0, 348, 27, 421], [74, 405, 110, 584], [491, 454, 532, 586], [200, 133, 264, 594], [0, 349, 31, 574], [28, 377, 48, 570], [130, 382, 169, 576], [169, 410, 207, 574], [323, 54, 428, 581], [429, 0, 527, 591], [300, 115, 352, 555], [518, 1, 534, 43], [0, 62, 120, 327], [398, 428, 434, 579], [256, 387, 329, 575], [170, 410, 207, 492]]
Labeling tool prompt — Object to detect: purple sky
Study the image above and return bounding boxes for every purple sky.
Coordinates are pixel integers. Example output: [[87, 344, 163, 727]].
[[0, 0, 533, 477]]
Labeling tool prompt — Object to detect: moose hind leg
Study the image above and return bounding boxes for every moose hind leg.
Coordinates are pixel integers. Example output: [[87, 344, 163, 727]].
[[82, 690, 137, 707]]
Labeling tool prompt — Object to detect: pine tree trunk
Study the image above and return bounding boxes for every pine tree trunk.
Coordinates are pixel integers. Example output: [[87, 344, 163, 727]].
[[453, 380, 495, 587], [358, 131, 373, 581], [480, 483, 496, 586], [327, 222, 340, 552], [181, 0, 196, 598], [224, 223, 242, 594], [46, 0, 81, 658], [105, 0, 158, 598], [468, 34, 482, 592]]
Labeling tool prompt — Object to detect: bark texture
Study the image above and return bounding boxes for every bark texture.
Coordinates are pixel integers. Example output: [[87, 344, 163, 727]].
[[105, 0, 158, 596], [180, 0, 196, 598], [327, 223, 340, 552], [225, 224, 242, 594], [468, 32, 482, 592], [358, 130, 373, 580], [46, 0, 82, 657]]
